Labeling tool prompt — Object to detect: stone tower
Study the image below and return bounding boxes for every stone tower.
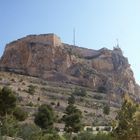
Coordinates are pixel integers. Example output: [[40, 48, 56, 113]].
[[46, 33, 61, 46]]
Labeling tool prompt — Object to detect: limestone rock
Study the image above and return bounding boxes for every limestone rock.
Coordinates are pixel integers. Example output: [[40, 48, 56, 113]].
[[0, 33, 139, 101]]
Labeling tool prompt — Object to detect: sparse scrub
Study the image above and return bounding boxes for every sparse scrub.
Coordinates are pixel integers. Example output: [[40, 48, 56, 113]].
[[0, 115, 21, 138], [26, 102, 34, 107], [13, 107, 28, 121], [93, 95, 103, 100], [50, 102, 56, 106], [11, 78, 16, 82], [72, 87, 87, 97], [28, 84, 36, 95], [97, 86, 107, 93]]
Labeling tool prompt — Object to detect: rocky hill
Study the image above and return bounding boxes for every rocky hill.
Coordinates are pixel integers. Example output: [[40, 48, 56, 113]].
[[0, 33, 140, 103]]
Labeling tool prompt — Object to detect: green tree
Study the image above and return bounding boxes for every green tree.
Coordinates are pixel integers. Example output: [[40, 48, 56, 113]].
[[63, 92, 83, 136], [68, 94, 75, 105], [113, 99, 137, 140], [62, 104, 82, 135], [103, 104, 110, 116], [0, 86, 17, 116], [132, 112, 140, 140], [34, 104, 55, 130]]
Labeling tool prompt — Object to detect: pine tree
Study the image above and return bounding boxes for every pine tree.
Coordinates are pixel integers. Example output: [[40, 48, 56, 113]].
[[0, 86, 17, 116], [62, 94, 82, 136], [34, 104, 55, 130], [113, 99, 137, 140]]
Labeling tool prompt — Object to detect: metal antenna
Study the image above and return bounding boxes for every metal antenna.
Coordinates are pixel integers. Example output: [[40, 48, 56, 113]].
[[116, 38, 119, 47], [73, 28, 75, 46]]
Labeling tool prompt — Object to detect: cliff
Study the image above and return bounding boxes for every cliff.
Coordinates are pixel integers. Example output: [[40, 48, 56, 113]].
[[0, 33, 139, 101]]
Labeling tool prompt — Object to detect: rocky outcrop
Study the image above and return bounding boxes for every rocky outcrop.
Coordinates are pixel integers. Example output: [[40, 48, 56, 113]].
[[0, 33, 139, 101]]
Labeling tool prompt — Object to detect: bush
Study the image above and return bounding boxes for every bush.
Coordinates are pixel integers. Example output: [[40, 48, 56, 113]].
[[77, 132, 95, 140], [94, 133, 115, 140], [0, 115, 20, 137], [13, 107, 28, 121], [28, 85, 36, 95], [72, 87, 87, 97], [18, 123, 41, 140], [86, 127, 93, 132], [19, 123, 39, 139], [76, 132, 115, 140], [26, 102, 34, 107], [97, 86, 107, 93], [93, 95, 103, 100], [34, 104, 55, 130], [104, 126, 111, 131]]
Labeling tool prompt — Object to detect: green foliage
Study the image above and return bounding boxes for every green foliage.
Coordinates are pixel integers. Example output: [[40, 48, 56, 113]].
[[103, 104, 110, 115], [62, 104, 83, 133], [72, 87, 87, 97], [97, 86, 107, 93], [0, 115, 20, 137], [13, 107, 28, 121], [19, 123, 42, 140], [76, 132, 115, 140], [132, 113, 140, 140], [113, 99, 137, 140], [42, 133, 62, 140], [68, 94, 75, 105], [0, 86, 17, 116], [26, 101, 34, 107], [94, 133, 115, 140], [28, 84, 36, 95], [77, 132, 95, 140], [19, 123, 63, 140], [34, 104, 55, 130], [93, 95, 103, 100]]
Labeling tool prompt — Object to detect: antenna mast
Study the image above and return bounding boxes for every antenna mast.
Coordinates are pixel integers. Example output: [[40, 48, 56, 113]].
[[116, 38, 119, 48], [73, 28, 75, 46]]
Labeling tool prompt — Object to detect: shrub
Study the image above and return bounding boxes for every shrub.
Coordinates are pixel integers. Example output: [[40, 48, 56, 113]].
[[50, 102, 56, 106], [93, 95, 103, 100], [26, 102, 34, 107], [34, 104, 55, 130], [104, 126, 111, 131], [77, 132, 95, 140], [28, 85, 36, 95], [97, 86, 107, 93], [86, 127, 93, 132], [13, 107, 28, 121], [19, 123, 41, 140], [76, 132, 115, 140], [72, 87, 87, 97], [94, 133, 115, 140], [0, 115, 20, 137]]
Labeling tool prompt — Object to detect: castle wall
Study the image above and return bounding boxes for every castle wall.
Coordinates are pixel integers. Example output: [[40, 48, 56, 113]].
[[20, 33, 62, 46]]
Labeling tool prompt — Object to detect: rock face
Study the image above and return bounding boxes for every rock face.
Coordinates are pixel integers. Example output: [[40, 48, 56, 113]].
[[0, 33, 140, 101]]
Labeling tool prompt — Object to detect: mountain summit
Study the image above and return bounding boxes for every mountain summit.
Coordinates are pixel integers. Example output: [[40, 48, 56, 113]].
[[0, 33, 139, 102]]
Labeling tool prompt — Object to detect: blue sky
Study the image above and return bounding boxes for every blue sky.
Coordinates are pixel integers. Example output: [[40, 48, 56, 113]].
[[0, 0, 140, 84]]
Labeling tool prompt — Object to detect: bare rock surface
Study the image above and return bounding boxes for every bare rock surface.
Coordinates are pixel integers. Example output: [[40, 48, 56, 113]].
[[0, 33, 139, 99]]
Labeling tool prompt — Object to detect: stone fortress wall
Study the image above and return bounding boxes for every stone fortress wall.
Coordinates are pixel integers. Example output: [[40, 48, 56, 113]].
[[33, 33, 62, 46]]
